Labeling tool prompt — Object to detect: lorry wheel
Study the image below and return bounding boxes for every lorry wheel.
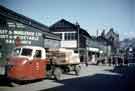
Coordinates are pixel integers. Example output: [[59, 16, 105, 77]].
[[54, 67, 62, 81], [75, 65, 80, 76], [47, 70, 53, 79]]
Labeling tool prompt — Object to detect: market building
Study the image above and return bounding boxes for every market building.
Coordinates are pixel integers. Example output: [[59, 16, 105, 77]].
[[0, 5, 61, 62], [50, 19, 97, 62]]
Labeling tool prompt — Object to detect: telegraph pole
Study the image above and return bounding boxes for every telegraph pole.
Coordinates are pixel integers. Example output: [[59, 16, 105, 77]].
[[76, 22, 80, 57]]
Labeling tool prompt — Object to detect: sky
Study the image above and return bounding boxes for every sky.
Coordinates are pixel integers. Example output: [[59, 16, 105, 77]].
[[0, 0, 134, 40]]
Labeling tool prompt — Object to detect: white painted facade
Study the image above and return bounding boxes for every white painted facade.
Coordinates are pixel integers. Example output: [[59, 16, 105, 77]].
[[53, 31, 77, 48], [61, 40, 77, 48]]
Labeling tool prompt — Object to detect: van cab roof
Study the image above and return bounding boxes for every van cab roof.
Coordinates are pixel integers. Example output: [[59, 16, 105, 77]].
[[15, 46, 44, 50]]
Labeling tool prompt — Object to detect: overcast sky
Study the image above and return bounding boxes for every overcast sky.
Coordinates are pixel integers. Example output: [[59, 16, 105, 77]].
[[0, 0, 134, 40]]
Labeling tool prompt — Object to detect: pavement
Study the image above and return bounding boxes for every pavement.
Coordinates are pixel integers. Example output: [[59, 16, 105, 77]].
[[0, 64, 135, 91]]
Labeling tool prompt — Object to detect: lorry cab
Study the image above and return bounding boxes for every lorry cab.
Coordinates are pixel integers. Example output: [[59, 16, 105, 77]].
[[7, 46, 48, 81]]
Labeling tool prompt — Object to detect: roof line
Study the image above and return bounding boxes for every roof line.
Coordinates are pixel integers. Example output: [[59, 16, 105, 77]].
[[0, 5, 61, 38], [50, 18, 91, 38]]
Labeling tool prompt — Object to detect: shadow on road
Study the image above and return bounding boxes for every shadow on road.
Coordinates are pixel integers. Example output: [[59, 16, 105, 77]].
[[1, 65, 135, 91], [41, 74, 128, 91], [0, 75, 45, 87], [41, 65, 135, 91], [106, 65, 135, 75], [105, 65, 135, 91], [0, 75, 13, 87]]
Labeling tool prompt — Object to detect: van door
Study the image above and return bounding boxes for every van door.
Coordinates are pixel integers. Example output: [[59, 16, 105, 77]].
[[32, 50, 45, 79]]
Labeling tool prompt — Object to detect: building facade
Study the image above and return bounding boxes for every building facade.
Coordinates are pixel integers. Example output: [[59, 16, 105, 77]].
[[49, 19, 91, 62], [87, 35, 111, 61], [96, 36, 112, 57], [0, 5, 61, 62], [105, 28, 120, 54]]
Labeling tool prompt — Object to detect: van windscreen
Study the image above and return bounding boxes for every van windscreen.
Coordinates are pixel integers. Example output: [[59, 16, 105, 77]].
[[21, 48, 32, 56]]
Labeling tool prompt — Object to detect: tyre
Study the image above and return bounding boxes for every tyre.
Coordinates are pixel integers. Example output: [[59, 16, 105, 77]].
[[75, 65, 80, 76], [47, 70, 53, 79], [54, 67, 62, 81]]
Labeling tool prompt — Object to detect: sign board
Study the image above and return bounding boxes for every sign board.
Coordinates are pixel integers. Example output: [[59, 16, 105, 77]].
[[0, 29, 42, 45]]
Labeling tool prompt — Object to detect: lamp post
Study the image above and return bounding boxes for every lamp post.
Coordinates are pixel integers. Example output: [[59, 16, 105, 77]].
[[76, 22, 80, 56]]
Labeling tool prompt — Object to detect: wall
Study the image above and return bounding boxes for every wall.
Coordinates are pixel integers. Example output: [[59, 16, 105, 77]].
[[0, 15, 60, 62]]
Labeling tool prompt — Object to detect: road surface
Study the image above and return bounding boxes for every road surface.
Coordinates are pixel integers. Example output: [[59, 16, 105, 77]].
[[0, 64, 135, 91]]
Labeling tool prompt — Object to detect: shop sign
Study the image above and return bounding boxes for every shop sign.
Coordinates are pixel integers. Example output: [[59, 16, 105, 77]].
[[0, 29, 42, 45]]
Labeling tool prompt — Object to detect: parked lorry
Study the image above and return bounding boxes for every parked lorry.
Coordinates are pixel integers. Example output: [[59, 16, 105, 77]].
[[5, 46, 80, 81]]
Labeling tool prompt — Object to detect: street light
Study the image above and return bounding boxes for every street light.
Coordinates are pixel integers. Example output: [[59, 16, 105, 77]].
[[76, 22, 80, 56]]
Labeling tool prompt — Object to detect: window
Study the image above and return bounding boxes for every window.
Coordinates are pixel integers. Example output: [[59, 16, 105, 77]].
[[64, 33, 76, 40], [65, 33, 68, 40], [67, 33, 70, 40], [34, 50, 41, 58], [71, 33, 76, 40], [13, 48, 21, 56], [21, 48, 32, 56]]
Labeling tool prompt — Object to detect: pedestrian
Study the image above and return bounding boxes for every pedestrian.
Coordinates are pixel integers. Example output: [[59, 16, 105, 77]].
[[118, 56, 123, 67], [85, 56, 88, 67], [108, 57, 111, 66], [124, 54, 128, 66], [112, 56, 116, 66], [85, 60, 88, 67]]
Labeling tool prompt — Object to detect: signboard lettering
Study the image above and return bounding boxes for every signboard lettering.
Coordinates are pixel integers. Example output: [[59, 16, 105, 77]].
[[0, 29, 42, 45]]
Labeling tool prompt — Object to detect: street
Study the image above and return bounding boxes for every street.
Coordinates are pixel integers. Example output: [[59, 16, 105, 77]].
[[0, 64, 135, 91]]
